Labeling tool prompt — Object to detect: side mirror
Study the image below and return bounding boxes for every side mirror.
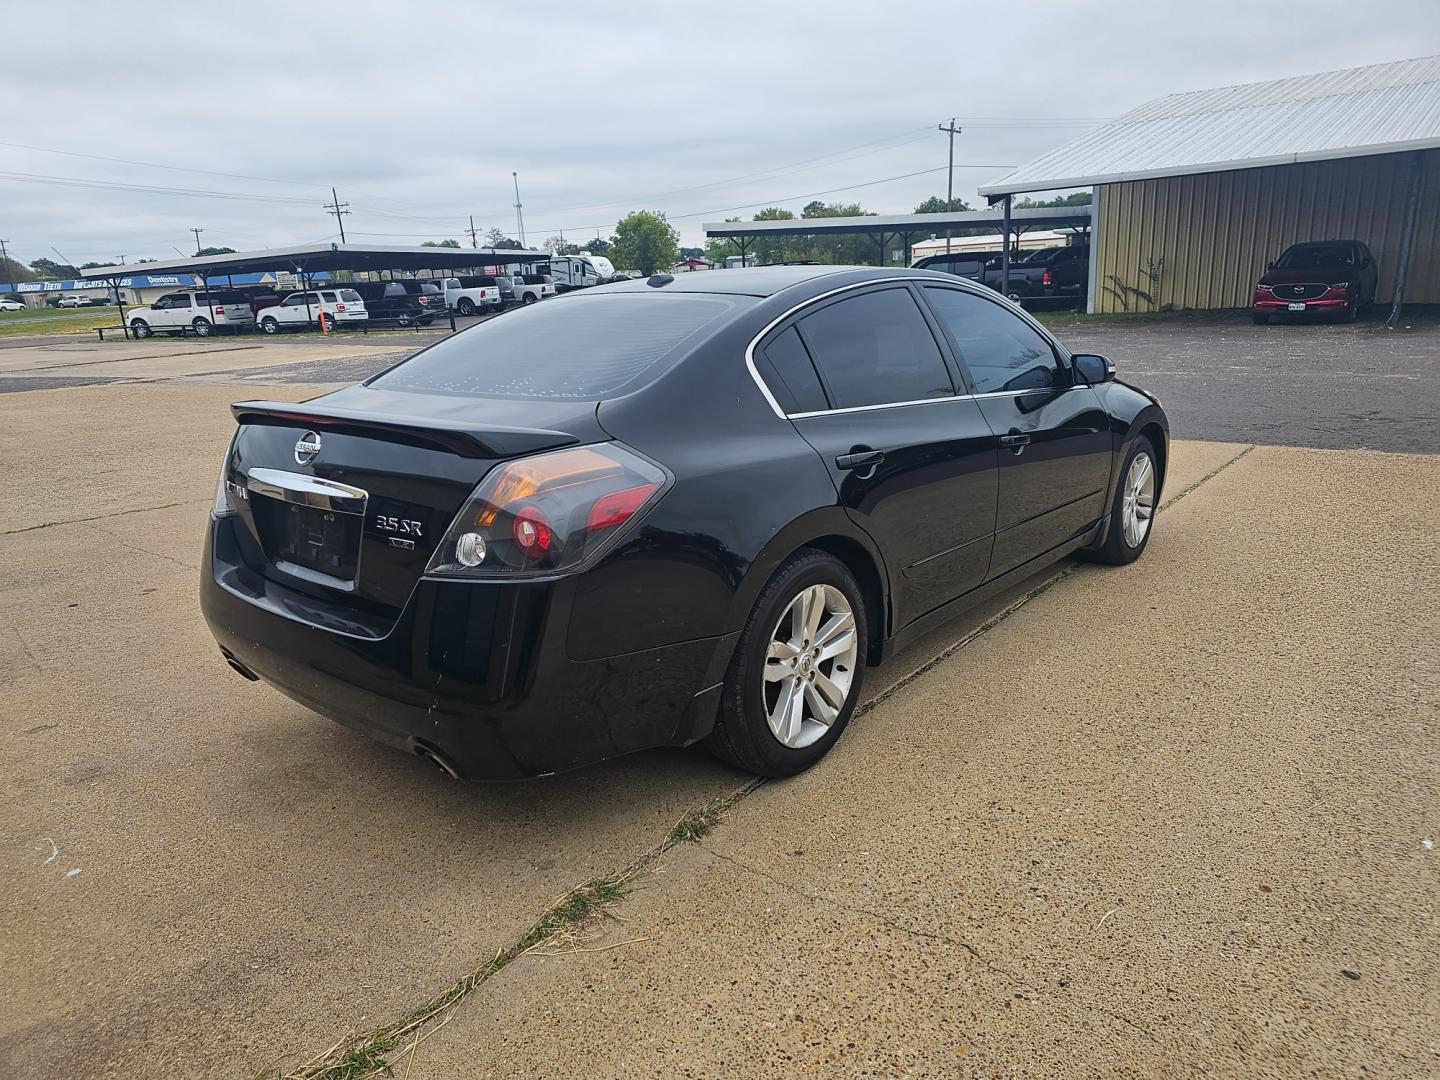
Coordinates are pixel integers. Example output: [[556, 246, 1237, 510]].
[[1072, 353, 1115, 384]]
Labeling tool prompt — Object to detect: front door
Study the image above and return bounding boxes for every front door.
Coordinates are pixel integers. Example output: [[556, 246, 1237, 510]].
[[764, 284, 999, 630], [919, 285, 1112, 578]]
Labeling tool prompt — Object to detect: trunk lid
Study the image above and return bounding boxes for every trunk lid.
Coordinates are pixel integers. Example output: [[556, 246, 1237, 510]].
[[225, 388, 604, 616]]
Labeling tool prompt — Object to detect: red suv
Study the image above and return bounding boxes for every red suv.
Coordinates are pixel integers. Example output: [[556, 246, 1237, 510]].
[[1253, 240, 1377, 324]]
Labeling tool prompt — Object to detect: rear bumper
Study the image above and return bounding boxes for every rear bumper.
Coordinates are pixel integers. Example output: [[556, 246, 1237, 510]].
[[200, 517, 733, 779]]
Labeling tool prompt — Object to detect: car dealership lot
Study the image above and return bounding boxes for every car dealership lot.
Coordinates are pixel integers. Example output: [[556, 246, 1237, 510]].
[[0, 320, 1435, 1077]]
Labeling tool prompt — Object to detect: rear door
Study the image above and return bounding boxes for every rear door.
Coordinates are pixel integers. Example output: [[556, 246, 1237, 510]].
[[770, 284, 999, 629], [919, 285, 1111, 578]]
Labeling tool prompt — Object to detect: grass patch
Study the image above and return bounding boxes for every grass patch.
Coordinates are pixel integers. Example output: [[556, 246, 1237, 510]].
[[0, 307, 119, 338], [268, 782, 762, 1080]]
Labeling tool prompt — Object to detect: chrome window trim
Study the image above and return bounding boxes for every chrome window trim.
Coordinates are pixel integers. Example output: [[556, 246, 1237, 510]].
[[744, 275, 1071, 421]]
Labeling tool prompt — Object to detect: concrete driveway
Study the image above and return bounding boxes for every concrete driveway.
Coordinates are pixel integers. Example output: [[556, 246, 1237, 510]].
[[0, 331, 1434, 1077]]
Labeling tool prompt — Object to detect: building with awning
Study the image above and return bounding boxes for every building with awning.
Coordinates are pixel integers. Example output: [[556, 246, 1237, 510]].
[[978, 55, 1440, 316]]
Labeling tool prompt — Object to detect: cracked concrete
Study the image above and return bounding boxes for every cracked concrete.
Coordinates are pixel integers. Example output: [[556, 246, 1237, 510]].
[[408, 443, 1440, 1079]]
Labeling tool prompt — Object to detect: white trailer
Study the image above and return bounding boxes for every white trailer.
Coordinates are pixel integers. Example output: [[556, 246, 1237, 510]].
[[545, 253, 616, 291]]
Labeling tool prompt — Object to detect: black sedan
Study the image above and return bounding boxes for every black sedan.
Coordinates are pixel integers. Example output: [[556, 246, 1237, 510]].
[[201, 266, 1168, 779]]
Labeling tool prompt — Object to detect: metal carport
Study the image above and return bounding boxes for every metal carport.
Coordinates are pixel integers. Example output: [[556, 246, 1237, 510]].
[[79, 243, 550, 338]]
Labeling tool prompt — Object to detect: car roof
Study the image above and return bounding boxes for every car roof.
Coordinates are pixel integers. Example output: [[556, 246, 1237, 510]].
[[595, 264, 946, 298]]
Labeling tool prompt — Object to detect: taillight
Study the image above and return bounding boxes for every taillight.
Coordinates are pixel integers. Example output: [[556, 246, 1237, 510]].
[[1042, 270, 1052, 286], [214, 306, 225, 318], [336, 303, 346, 312], [426, 444, 669, 578]]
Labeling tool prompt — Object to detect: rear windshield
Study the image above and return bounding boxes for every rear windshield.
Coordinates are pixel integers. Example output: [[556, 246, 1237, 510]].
[[419, 283, 441, 294], [371, 293, 746, 400], [1277, 243, 1355, 268], [338, 289, 362, 302], [521, 274, 547, 285]]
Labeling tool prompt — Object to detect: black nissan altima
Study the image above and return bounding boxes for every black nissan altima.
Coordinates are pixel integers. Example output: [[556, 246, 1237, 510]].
[[202, 266, 1167, 779]]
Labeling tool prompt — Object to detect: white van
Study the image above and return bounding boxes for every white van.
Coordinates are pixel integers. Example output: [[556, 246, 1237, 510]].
[[257, 289, 368, 333]]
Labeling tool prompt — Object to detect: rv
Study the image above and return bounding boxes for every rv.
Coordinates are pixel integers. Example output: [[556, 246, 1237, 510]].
[[545, 253, 616, 291]]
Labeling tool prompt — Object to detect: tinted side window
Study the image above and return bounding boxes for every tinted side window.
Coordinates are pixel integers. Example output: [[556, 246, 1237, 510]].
[[922, 287, 1064, 394], [757, 326, 828, 414], [798, 288, 952, 409], [384, 283, 406, 297]]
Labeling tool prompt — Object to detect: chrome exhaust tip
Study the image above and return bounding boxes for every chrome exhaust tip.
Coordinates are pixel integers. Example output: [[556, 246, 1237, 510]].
[[412, 741, 461, 779]]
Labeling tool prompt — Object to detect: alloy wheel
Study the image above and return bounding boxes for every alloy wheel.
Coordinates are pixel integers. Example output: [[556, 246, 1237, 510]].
[[1121, 451, 1155, 547], [763, 584, 858, 749]]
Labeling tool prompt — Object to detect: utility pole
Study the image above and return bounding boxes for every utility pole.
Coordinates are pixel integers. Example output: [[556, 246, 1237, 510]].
[[324, 187, 350, 243], [189, 227, 205, 255], [938, 119, 961, 254], [466, 215, 480, 249], [0, 238, 10, 266], [512, 172, 526, 248]]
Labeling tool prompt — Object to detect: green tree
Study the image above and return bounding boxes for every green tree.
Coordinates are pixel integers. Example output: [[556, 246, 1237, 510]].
[[482, 228, 524, 249], [583, 237, 611, 256], [422, 239, 462, 248], [704, 217, 743, 264], [914, 195, 972, 214], [1, 256, 35, 282], [30, 257, 78, 279], [611, 211, 679, 275], [1014, 192, 1092, 208], [750, 207, 797, 265], [196, 246, 237, 256], [544, 236, 582, 255]]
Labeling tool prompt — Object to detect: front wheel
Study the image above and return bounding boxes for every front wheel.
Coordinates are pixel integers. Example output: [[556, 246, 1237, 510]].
[[130, 319, 151, 338], [705, 550, 868, 777], [260, 316, 280, 334], [1083, 435, 1158, 566], [192, 317, 212, 337]]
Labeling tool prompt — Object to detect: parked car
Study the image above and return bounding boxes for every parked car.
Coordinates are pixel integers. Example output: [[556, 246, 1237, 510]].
[[910, 250, 1001, 284], [1253, 239, 1378, 324], [59, 295, 93, 307], [437, 276, 502, 316], [0, 298, 28, 311], [202, 265, 1168, 781], [983, 245, 1090, 305], [234, 286, 283, 316], [128, 290, 256, 337], [257, 289, 368, 333], [349, 280, 444, 326], [513, 273, 556, 305]]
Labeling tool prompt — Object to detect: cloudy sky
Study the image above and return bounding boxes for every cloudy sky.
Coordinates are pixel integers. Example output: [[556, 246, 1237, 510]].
[[2, 1, 1435, 268]]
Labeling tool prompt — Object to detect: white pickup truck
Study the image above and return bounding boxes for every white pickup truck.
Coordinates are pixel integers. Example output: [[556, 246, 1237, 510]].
[[511, 273, 556, 305], [127, 290, 256, 337], [437, 277, 501, 316]]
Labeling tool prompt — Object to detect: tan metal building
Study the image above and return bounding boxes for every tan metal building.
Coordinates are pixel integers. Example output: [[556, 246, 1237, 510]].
[[980, 56, 1440, 315]]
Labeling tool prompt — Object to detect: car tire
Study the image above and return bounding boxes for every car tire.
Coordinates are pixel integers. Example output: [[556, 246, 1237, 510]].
[[260, 316, 279, 335], [1252, 312, 1269, 325], [396, 314, 412, 327], [192, 317, 212, 337], [1006, 290, 1023, 304], [522, 293, 538, 305], [457, 298, 475, 316], [1083, 434, 1158, 566], [1339, 298, 1359, 323], [705, 549, 868, 777], [419, 317, 434, 326], [130, 319, 151, 338]]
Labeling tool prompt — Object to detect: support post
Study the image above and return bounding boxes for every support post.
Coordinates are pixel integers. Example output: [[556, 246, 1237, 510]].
[[1385, 151, 1425, 329], [1001, 195, 1012, 296], [112, 277, 128, 339], [1085, 186, 1101, 314]]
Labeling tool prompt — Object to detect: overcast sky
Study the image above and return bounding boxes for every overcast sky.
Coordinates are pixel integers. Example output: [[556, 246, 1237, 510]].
[[2, 1, 1435, 268]]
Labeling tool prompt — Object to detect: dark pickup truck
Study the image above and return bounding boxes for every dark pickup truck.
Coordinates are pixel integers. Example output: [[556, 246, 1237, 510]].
[[983, 245, 1089, 305]]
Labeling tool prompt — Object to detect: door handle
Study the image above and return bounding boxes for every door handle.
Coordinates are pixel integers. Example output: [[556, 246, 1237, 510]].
[[999, 430, 1031, 456], [836, 449, 885, 471]]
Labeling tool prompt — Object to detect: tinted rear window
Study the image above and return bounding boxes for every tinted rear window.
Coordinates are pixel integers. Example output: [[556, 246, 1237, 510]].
[[798, 287, 953, 409], [372, 294, 745, 400], [338, 289, 362, 302]]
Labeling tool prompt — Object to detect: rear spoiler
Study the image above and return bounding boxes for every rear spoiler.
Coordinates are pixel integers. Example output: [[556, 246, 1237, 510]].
[[230, 400, 579, 459]]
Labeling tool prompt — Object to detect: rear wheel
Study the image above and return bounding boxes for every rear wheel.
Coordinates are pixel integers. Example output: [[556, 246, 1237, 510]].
[[1083, 435, 1157, 566], [192, 317, 212, 337], [522, 292, 538, 305], [260, 316, 280, 334], [1006, 290, 1023, 304], [130, 318, 151, 338], [457, 298, 475, 316], [706, 550, 867, 777]]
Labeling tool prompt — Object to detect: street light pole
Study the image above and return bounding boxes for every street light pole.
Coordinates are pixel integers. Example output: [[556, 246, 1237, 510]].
[[512, 172, 526, 248]]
